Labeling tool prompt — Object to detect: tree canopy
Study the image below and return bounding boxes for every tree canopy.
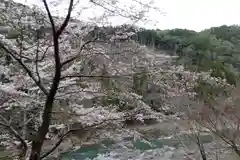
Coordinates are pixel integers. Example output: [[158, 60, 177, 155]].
[[135, 25, 240, 85]]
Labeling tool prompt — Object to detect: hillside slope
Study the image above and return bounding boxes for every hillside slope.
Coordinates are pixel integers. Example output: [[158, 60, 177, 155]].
[[0, 1, 236, 159]]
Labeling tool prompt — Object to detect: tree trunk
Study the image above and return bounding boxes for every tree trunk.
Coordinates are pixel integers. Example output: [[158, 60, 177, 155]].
[[28, 0, 72, 158], [22, 110, 27, 140], [200, 148, 207, 160], [29, 141, 43, 160]]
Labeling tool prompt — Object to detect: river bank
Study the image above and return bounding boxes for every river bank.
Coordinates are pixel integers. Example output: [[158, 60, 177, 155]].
[[57, 119, 238, 160]]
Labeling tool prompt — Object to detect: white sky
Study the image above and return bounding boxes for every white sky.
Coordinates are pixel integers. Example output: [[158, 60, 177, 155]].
[[13, 0, 240, 32]]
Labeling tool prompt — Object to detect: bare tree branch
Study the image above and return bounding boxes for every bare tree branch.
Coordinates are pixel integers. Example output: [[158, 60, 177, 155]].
[[61, 38, 98, 67], [35, 33, 42, 83], [90, 0, 141, 21], [0, 115, 28, 156], [0, 42, 48, 95], [60, 71, 154, 80], [56, 0, 74, 37], [40, 118, 121, 159], [42, 0, 56, 34], [21, 117, 34, 127], [55, 90, 102, 99], [37, 45, 51, 62]]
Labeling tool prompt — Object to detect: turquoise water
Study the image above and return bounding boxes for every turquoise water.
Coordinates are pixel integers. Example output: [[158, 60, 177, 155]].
[[60, 134, 213, 160], [61, 139, 116, 160]]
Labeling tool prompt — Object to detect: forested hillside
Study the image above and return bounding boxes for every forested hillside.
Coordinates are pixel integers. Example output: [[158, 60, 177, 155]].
[[136, 25, 240, 85]]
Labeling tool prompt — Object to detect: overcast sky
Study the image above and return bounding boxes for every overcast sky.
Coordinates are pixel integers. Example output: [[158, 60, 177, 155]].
[[13, 0, 240, 32]]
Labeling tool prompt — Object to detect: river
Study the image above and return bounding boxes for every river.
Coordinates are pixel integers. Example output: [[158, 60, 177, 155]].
[[60, 134, 214, 160]]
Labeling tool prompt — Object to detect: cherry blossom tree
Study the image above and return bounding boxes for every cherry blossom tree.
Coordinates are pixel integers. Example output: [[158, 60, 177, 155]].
[[0, 0, 165, 159]]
